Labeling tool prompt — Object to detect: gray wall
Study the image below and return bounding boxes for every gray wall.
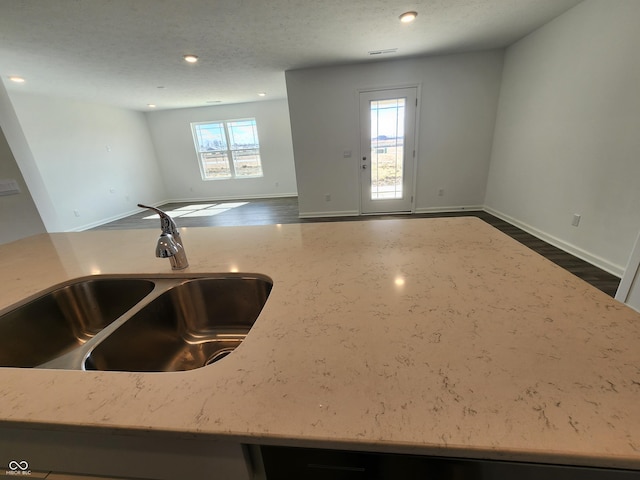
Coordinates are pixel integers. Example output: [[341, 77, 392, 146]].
[[0, 126, 45, 244], [285, 51, 504, 217], [8, 91, 167, 232], [146, 100, 297, 201], [3, 93, 297, 235], [485, 0, 640, 275], [0, 81, 48, 244]]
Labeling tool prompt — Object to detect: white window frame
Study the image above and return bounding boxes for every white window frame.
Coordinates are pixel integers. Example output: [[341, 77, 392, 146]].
[[191, 118, 263, 180]]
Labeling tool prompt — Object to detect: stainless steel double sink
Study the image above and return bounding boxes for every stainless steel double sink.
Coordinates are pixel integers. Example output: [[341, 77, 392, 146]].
[[0, 274, 272, 372]]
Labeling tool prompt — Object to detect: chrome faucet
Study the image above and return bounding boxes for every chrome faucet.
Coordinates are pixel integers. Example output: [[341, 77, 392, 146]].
[[138, 204, 189, 270]]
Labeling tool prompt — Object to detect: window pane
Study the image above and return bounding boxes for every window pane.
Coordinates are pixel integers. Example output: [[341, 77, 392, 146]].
[[191, 118, 263, 180], [232, 149, 263, 177], [227, 120, 260, 150], [201, 152, 231, 179], [195, 123, 227, 152], [370, 98, 405, 200]]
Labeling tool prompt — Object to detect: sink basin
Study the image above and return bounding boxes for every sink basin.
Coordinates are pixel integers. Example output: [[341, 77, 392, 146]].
[[0, 274, 271, 372], [0, 278, 155, 368], [84, 276, 272, 372]]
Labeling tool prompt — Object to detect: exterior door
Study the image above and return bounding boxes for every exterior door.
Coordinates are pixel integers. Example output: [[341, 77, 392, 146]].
[[360, 87, 417, 214]]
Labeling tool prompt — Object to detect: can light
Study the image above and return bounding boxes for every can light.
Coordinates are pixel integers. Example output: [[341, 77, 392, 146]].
[[183, 54, 199, 63], [9, 76, 26, 83], [399, 11, 417, 23]]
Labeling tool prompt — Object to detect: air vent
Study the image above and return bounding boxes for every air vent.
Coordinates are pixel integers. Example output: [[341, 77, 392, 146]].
[[368, 48, 398, 56]]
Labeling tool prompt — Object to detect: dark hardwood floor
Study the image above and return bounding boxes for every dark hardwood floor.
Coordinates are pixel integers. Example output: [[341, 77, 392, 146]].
[[94, 197, 620, 297]]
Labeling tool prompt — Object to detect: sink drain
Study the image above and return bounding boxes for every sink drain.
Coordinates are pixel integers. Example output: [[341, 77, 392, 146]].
[[205, 348, 235, 366]]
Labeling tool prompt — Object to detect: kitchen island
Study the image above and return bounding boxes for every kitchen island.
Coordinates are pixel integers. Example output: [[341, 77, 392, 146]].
[[0, 218, 638, 477]]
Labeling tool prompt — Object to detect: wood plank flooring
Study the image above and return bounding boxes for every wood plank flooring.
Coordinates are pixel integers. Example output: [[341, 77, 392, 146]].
[[94, 197, 620, 297]]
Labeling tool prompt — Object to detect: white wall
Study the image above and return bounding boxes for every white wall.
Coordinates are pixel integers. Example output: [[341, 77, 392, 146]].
[[485, 0, 640, 276], [0, 126, 46, 244], [285, 51, 504, 217], [8, 92, 167, 231], [0, 80, 55, 237], [145, 100, 297, 201]]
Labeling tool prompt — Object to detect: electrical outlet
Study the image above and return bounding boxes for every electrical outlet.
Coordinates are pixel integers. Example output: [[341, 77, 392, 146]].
[[572, 214, 581, 227], [438, 188, 444, 197], [74, 210, 80, 217], [0, 178, 20, 196], [325, 194, 331, 202]]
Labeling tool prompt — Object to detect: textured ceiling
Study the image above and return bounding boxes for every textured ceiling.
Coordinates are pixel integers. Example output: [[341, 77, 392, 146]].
[[0, 0, 583, 111]]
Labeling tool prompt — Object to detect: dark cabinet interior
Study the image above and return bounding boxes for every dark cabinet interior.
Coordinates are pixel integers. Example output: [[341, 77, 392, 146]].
[[260, 446, 640, 480]]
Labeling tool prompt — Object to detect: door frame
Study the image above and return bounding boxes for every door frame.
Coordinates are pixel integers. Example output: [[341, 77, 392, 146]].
[[357, 84, 421, 215]]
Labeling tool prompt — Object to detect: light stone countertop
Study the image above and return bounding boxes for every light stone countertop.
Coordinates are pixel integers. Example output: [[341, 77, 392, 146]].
[[0, 217, 638, 469]]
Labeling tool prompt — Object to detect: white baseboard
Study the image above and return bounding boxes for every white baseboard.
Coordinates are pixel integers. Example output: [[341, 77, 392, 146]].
[[165, 193, 297, 203], [298, 210, 360, 219], [69, 205, 158, 232], [415, 205, 484, 214], [300, 205, 483, 218], [484, 206, 624, 278]]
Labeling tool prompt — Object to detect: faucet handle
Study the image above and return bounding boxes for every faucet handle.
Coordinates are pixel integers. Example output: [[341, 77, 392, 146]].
[[138, 203, 177, 235]]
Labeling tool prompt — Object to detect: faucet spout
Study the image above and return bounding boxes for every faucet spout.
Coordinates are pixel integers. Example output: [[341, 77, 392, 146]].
[[138, 204, 189, 270]]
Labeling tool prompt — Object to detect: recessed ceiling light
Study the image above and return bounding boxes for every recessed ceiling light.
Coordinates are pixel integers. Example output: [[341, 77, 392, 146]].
[[399, 11, 417, 23], [183, 54, 199, 63], [9, 76, 25, 83], [257, 92, 266, 97], [206, 100, 222, 104], [147, 104, 156, 108]]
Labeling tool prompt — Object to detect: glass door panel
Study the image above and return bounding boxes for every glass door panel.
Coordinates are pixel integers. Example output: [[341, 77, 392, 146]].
[[360, 88, 417, 214]]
